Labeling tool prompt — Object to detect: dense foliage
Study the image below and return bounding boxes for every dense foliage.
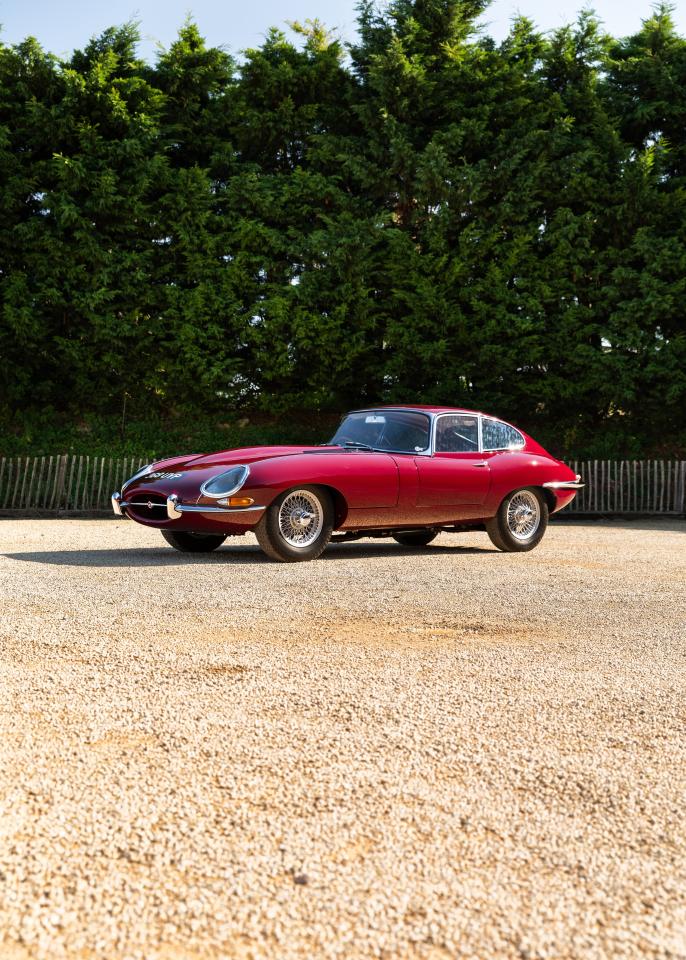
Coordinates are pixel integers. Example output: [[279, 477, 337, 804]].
[[1, 2, 685, 458]]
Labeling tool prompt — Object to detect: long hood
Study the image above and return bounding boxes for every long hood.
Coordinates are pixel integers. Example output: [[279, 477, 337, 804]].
[[123, 445, 400, 508], [146, 445, 325, 474], [181, 445, 323, 469], [123, 446, 320, 499]]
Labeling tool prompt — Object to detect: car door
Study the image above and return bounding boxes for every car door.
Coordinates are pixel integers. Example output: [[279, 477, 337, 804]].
[[415, 414, 491, 518]]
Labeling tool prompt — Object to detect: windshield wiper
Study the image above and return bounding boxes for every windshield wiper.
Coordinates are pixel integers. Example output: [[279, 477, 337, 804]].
[[341, 440, 375, 450]]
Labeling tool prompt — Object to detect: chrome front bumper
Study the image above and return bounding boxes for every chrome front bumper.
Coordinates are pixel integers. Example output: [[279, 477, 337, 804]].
[[111, 492, 265, 520]]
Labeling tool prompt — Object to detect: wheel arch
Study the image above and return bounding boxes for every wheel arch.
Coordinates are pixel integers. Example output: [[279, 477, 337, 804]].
[[495, 483, 554, 515], [261, 481, 349, 529], [313, 484, 349, 529], [537, 485, 557, 515]]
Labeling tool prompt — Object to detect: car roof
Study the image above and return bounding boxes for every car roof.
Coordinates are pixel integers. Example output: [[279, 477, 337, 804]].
[[349, 404, 484, 417]]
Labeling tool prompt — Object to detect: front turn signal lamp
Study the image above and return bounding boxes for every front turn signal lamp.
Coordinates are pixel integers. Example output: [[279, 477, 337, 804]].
[[217, 496, 255, 507]]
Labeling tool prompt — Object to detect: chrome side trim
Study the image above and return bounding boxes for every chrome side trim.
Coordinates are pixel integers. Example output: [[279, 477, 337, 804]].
[[112, 492, 124, 516], [167, 494, 263, 518]]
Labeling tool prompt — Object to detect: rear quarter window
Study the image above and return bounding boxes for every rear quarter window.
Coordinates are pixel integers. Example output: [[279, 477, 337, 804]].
[[482, 418, 525, 451]]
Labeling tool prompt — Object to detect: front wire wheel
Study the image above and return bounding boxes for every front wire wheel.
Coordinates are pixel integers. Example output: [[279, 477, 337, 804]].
[[486, 487, 548, 552], [256, 486, 333, 562]]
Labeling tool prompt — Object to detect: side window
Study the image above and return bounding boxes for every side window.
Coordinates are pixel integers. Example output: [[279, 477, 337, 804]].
[[482, 418, 524, 451], [435, 415, 480, 452]]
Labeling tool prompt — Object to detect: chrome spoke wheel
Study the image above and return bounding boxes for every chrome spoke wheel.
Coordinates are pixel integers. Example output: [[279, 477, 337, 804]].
[[278, 490, 324, 548], [487, 487, 548, 553], [506, 490, 540, 541]]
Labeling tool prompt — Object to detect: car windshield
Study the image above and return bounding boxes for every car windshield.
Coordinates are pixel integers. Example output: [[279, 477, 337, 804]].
[[330, 410, 431, 454]]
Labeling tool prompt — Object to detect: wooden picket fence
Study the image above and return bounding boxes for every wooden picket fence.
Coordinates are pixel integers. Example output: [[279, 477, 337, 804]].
[[566, 459, 686, 515], [0, 455, 148, 515], [0, 454, 684, 516]]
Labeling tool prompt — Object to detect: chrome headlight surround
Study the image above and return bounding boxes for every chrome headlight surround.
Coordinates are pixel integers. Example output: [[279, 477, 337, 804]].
[[200, 464, 250, 499], [121, 463, 153, 492]]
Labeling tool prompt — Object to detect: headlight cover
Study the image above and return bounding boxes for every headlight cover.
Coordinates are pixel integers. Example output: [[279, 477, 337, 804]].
[[122, 463, 153, 491], [200, 465, 250, 499]]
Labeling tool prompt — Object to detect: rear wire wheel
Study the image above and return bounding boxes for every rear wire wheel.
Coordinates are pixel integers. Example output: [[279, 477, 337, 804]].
[[255, 486, 334, 562], [486, 487, 548, 552]]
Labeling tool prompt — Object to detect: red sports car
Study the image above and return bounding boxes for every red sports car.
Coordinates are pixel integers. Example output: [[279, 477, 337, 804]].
[[112, 406, 583, 561]]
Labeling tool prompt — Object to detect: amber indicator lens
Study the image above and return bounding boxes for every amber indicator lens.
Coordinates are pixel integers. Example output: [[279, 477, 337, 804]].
[[228, 496, 254, 507]]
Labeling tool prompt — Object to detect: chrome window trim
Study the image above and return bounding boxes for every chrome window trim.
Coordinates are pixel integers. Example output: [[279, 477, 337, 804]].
[[334, 409, 433, 456], [431, 412, 482, 455], [343, 408, 524, 456], [199, 464, 250, 499]]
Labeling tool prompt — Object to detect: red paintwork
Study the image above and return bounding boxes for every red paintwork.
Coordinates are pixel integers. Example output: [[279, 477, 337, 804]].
[[121, 406, 579, 534]]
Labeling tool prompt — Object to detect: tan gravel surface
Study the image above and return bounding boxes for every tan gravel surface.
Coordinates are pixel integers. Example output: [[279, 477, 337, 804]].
[[0, 518, 685, 960]]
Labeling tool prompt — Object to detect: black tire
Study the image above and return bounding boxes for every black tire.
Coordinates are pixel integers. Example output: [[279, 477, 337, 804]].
[[161, 530, 227, 553], [486, 487, 548, 552], [255, 486, 334, 562], [393, 530, 438, 547]]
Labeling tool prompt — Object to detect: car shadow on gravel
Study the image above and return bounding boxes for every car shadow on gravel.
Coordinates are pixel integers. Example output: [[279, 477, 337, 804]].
[[324, 543, 494, 558], [3, 542, 495, 567]]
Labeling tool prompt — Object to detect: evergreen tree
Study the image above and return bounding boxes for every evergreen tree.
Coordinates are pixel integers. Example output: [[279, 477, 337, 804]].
[[148, 24, 244, 411], [226, 21, 379, 409], [603, 7, 686, 447], [1, 25, 166, 421], [0, 37, 64, 412], [1, 4, 685, 455]]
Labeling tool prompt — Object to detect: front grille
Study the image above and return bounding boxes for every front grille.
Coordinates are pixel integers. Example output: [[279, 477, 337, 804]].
[[126, 492, 168, 522]]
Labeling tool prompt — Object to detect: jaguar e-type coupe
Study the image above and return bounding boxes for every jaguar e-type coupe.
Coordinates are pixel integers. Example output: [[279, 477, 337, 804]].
[[112, 406, 583, 561]]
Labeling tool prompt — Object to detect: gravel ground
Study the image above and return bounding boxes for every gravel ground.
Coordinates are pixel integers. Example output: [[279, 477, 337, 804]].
[[0, 518, 685, 960]]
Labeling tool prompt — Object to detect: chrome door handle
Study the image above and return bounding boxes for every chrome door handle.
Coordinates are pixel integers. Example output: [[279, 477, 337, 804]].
[[473, 462, 488, 467]]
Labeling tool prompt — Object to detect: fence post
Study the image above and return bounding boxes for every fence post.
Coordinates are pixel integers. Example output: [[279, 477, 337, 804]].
[[74, 456, 84, 511], [51, 455, 67, 511], [23, 457, 37, 509], [42, 456, 53, 509], [33, 457, 45, 511], [96, 457, 105, 510], [11, 457, 24, 508]]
